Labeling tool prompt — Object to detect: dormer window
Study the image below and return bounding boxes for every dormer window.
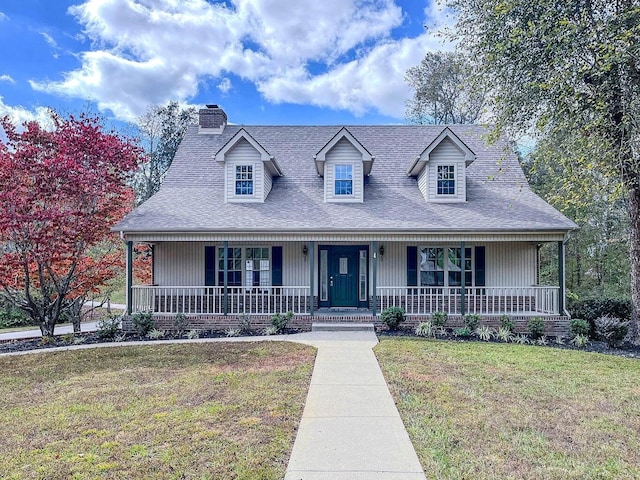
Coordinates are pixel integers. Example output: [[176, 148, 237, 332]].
[[437, 165, 455, 195], [235, 165, 254, 195], [335, 164, 353, 195]]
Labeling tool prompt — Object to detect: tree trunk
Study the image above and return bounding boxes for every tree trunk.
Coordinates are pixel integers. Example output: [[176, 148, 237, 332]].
[[628, 186, 640, 343], [40, 317, 55, 337]]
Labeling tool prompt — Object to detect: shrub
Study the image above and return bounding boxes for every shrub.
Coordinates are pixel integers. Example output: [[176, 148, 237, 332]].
[[131, 311, 155, 336], [454, 326, 472, 337], [186, 329, 200, 339], [263, 325, 279, 336], [513, 334, 529, 344], [595, 315, 629, 348], [226, 327, 241, 337], [0, 299, 31, 329], [496, 326, 513, 343], [571, 334, 589, 348], [569, 318, 590, 337], [431, 311, 448, 327], [147, 328, 165, 340], [381, 307, 406, 331], [237, 314, 253, 333], [463, 314, 481, 331], [173, 313, 188, 335], [536, 336, 549, 346], [475, 325, 493, 341], [96, 315, 121, 340], [569, 298, 632, 336], [415, 321, 435, 338], [499, 314, 514, 331], [528, 317, 544, 339], [271, 311, 293, 333]]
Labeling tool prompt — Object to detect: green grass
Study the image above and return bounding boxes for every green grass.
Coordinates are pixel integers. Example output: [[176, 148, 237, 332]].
[[0, 342, 315, 479], [375, 338, 640, 480]]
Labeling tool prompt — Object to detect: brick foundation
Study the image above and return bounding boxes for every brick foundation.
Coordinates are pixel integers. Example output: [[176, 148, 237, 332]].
[[122, 313, 570, 337]]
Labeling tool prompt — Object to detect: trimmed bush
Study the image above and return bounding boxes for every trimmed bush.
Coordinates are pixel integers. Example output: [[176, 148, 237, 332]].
[[595, 315, 629, 348], [131, 311, 155, 336], [569, 298, 632, 336], [528, 317, 545, 339], [463, 314, 481, 331], [569, 318, 590, 337], [271, 311, 293, 333], [173, 313, 188, 335], [381, 307, 406, 331], [96, 315, 121, 340], [499, 314, 514, 331], [431, 311, 448, 327]]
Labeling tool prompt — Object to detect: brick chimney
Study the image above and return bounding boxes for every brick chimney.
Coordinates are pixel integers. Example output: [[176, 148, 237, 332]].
[[198, 104, 227, 133]]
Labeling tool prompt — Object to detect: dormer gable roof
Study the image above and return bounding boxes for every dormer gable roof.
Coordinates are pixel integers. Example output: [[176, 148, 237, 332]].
[[407, 127, 476, 177], [215, 128, 283, 176], [314, 127, 374, 176]]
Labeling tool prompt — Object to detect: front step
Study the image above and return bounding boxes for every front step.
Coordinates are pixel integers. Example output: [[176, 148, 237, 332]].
[[312, 322, 375, 332]]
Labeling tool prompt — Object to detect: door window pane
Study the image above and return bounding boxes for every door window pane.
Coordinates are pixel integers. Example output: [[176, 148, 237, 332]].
[[320, 250, 328, 301], [339, 257, 348, 274], [359, 250, 367, 302]]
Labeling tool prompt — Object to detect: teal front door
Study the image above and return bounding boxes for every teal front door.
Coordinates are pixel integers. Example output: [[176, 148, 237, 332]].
[[328, 246, 360, 307]]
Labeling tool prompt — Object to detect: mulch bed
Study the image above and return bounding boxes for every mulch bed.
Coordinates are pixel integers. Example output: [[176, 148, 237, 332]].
[[0, 328, 302, 355], [378, 327, 640, 359]]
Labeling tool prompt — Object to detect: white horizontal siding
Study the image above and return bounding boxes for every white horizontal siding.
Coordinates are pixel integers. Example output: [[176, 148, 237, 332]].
[[225, 139, 264, 203], [324, 138, 364, 203], [427, 137, 466, 202]]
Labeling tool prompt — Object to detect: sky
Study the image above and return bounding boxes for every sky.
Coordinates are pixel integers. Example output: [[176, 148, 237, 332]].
[[0, 0, 454, 129]]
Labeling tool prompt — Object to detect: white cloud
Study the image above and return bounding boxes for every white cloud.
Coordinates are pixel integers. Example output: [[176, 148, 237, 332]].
[[0, 75, 15, 84], [217, 77, 232, 94], [0, 12, 8, 21], [0, 97, 52, 129], [32, 0, 455, 121]]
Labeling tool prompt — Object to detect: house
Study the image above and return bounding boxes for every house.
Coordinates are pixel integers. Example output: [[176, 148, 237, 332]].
[[114, 104, 576, 333]]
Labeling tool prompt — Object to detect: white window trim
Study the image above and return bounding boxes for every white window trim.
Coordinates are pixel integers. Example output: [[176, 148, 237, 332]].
[[334, 164, 354, 196], [436, 165, 456, 196], [419, 246, 474, 287]]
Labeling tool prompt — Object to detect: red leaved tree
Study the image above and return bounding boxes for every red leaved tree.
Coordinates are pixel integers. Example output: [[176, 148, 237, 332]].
[[0, 112, 143, 337]]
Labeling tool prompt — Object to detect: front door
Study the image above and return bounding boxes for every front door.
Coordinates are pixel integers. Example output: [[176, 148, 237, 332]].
[[328, 246, 360, 307]]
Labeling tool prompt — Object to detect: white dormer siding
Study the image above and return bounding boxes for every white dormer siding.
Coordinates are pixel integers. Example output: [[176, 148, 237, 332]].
[[224, 138, 265, 203], [423, 137, 466, 202], [409, 128, 475, 203], [324, 138, 364, 203]]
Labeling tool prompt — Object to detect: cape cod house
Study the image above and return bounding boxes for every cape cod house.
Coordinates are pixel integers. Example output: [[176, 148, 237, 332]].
[[114, 105, 576, 332]]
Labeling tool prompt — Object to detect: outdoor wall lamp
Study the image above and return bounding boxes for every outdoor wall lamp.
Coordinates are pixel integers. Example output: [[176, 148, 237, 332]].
[[379, 245, 385, 256], [302, 245, 308, 256]]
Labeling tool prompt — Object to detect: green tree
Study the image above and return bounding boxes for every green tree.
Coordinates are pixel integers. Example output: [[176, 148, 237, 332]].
[[448, 0, 640, 340], [134, 101, 197, 203], [405, 51, 485, 124]]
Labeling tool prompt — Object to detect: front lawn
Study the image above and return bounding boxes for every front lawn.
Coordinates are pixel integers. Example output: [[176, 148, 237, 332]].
[[375, 338, 640, 480], [0, 342, 315, 480]]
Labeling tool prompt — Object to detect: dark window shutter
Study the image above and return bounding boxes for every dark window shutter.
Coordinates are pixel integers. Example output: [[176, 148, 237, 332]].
[[205, 246, 216, 286], [407, 246, 418, 286], [272, 246, 283, 286], [475, 246, 485, 286]]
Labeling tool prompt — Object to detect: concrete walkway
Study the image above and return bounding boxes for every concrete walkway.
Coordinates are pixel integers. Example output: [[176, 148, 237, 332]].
[[284, 331, 426, 480]]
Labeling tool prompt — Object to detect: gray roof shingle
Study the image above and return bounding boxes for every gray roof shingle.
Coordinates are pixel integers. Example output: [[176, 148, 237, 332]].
[[115, 124, 576, 233]]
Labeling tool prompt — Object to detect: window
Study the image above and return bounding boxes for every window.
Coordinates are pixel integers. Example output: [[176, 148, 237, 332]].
[[446, 247, 472, 286], [420, 247, 445, 286], [235, 165, 253, 195], [334, 164, 353, 195], [419, 246, 472, 287], [218, 247, 242, 286], [246, 247, 270, 287], [437, 165, 455, 195]]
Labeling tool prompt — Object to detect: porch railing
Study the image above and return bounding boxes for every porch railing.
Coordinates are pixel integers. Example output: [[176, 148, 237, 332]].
[[377, 286, 559, 316], [131, 286, 311, 315]]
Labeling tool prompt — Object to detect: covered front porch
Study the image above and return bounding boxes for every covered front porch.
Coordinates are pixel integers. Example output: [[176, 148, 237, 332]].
[[124, 236, 568, 320]]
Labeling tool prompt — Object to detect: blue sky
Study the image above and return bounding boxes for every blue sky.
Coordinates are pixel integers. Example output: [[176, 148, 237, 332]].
[[0, 0, 453, 128]]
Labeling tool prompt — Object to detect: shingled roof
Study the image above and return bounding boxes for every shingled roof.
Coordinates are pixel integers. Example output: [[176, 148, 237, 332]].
[[114, 122, 576, 234]]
